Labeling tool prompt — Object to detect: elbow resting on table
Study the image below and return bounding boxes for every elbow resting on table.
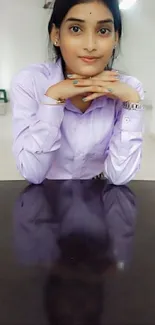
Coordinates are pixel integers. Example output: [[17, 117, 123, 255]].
[[22, 169, 46, 184], [16, 160, 47, 185]]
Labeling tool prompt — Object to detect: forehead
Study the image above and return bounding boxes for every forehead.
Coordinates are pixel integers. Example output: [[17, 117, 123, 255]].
[[64, 1, 113, 21]]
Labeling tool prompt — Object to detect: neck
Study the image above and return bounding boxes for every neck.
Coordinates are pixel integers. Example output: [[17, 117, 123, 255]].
[[70, 95, 92, 113]]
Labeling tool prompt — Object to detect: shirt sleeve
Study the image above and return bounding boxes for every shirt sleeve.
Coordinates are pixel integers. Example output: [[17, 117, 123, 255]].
[[11, 71, 65, 184], [103, 80, 144, 185]]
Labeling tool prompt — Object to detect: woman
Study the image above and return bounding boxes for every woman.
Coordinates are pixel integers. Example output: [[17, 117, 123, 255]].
[[11, 0, 144, 184]]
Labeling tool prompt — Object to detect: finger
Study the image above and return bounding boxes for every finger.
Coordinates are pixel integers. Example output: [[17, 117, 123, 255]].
[[73, 79, 118, 87], [74, 77, 119, 85], [67, 70, 119, 79], [67, 74, 87, 79], [106, 70, 119, 75], [82, 92, 105, 102], [93, 76, 120, 82], [78, 86, 112, 96], [82, 90, 117, 101], [97, 70, 119, 77]]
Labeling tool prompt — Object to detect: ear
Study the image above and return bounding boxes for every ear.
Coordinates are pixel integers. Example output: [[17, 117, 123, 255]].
[[50, 24, 60, 47], [114, 31, 119, 48]]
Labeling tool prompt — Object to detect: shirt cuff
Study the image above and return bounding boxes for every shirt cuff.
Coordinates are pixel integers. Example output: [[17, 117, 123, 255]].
[[37, 95, 65, 127], [118, 108, 144, 132]]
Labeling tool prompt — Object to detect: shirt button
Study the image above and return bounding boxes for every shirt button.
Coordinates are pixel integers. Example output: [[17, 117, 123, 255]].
[[124, 117, 130, 123]]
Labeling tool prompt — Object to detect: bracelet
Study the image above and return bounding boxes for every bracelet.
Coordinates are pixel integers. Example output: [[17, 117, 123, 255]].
[[42, 97, 66, 106], [123, 101, 144, 111]]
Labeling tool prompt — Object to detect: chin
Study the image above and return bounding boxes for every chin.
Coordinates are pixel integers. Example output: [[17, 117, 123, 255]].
[[76, 69, 101, 77], [78, 66, 106, 77]]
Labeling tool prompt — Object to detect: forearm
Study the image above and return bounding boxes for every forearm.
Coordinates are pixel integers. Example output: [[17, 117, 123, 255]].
[[13, 100, 64, 184], [103, 109, 144, 185], [14, 128, 61, 184]]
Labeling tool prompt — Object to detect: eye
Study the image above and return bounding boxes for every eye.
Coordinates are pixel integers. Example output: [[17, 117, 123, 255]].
[[70, 25, 81, 33], [98, 27, 111, 35]]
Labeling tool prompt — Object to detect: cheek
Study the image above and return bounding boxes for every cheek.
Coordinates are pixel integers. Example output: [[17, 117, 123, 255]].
[[104, 47, 114, 60], [60, 33, 77, 51], [60, 40, 77, 63], [99, 38, 115, 54]]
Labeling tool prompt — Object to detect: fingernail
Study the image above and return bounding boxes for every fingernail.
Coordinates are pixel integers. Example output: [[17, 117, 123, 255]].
[[67, 74, 73, 78], [73, 80, 78, 84], [82, 98, 87, 102]]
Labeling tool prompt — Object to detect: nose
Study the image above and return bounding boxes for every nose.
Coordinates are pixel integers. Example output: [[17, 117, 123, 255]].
[[83, 32, 97, 52]]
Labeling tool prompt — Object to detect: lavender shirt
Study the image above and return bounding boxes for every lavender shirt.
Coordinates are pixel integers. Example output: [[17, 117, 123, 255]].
[[10, 59, 144, 184]]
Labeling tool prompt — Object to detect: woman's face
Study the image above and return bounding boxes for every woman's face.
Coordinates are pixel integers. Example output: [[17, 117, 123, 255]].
[[51, 1, 118, 77]]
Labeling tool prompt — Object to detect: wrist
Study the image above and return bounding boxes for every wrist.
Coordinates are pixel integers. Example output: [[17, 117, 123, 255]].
[[45, 87, 65, 105], [42, 95, 65, 106], [45, 89, 59, 100], [127, 98, 140, 104], [126, 91, 141, 103]]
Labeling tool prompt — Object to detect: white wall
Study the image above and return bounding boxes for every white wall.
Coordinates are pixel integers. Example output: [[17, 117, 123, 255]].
[[0, 0, 155, 180], [0, 0, 51, 180], [114, 0, 155, 134], [0, 0, 50, 92], [114, 0, 155, 105]]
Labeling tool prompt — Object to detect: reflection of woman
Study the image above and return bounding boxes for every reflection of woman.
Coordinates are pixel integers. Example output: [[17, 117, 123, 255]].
[[13, 180, 137, 325], [11, 0, 144, 184], [14, 180, 137, 266]]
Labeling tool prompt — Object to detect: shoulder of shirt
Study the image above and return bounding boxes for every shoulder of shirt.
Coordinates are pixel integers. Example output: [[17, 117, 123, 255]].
[[119, 72, 143, 88], [11, 61, 57, 87]]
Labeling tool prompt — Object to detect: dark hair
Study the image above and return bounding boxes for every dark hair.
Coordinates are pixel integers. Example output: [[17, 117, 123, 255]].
[[48, 0, 122, 74]]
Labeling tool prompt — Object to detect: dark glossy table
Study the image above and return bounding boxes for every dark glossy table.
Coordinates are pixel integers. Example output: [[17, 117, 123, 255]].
[[0, 180, 155, 325]]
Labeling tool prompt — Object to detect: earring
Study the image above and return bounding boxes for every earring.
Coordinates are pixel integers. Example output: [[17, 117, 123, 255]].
[[54, 40, 58, 46]]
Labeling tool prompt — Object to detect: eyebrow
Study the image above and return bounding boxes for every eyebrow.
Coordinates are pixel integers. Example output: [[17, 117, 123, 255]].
[[65, 18, 114, 24]]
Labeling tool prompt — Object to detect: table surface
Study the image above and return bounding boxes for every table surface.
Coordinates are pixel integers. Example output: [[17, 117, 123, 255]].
[[0, 179, 155, 325]]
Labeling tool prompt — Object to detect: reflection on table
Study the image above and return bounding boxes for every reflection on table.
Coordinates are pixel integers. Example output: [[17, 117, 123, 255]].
[[13, 180, 137, 325]]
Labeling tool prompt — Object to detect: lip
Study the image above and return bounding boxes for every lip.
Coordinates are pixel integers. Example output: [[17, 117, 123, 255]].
[[79, 56, 99, 63]]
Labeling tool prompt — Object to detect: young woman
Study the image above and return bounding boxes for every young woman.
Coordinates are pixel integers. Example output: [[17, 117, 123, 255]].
[[11, 0, 144, 184]]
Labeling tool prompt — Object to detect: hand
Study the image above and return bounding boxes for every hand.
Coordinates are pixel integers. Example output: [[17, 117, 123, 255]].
[[45, 70, 119, 101], [72, 75, 141, 103]]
